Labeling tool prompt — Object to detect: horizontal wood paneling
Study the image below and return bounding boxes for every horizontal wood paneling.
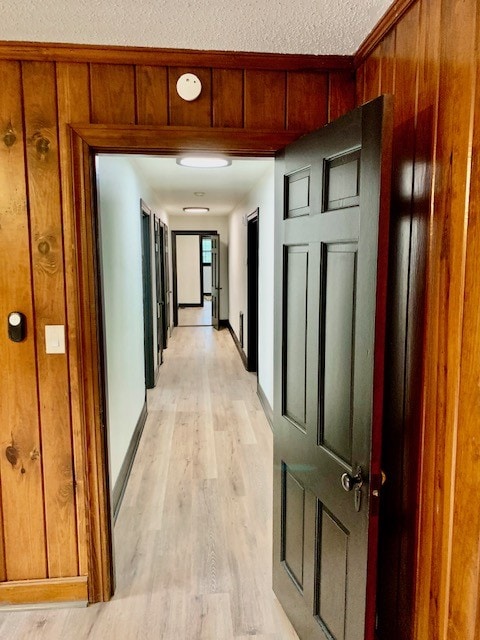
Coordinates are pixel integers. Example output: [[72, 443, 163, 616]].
[[357, 0, 480, 639]]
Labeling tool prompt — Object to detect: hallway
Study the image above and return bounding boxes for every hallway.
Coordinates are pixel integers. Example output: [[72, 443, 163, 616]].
[[0, 327, 298, 639]]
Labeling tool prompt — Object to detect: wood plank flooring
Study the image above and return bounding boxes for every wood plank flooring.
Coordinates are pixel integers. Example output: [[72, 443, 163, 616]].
[[178, 300, 212, 326], [0, 326, 298, 640]]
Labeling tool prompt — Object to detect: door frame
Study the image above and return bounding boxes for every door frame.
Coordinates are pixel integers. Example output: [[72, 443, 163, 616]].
[[246, 209, 259, 372], [140, 200, 155, 388], [171, 230, 218, 327], [69, 125, 299, 602]]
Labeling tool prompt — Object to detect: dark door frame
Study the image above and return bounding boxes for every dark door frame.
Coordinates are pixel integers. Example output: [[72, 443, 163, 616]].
[[154, 215, 164, 367], [140, 200, 155, 389], [171, 229, 218, 327], [246, 209, 259, 373]]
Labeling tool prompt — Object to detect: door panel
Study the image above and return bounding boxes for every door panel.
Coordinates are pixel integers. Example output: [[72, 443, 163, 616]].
[[283, 245, 309, 429], [211, 234, 220, 330], [273, 96, 393, 640]]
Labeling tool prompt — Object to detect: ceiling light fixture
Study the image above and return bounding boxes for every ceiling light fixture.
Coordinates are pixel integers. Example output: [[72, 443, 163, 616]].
[[177, 156, 231, 168], [194, 191, 205, 196], [183, 207, 210, 214]]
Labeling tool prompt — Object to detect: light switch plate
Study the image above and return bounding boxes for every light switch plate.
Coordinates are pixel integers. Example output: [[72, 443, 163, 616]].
[[45, 325, 66, 354]]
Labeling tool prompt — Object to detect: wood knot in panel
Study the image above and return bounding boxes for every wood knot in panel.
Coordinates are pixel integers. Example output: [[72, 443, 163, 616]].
[[5, 445, 19, 468], [3, 123, 16, 148], [35, 233, 59, 276], [33, 133, 51, 156]]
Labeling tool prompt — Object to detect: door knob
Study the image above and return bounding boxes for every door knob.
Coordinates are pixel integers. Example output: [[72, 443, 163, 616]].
[[341, 468, 363, 492]]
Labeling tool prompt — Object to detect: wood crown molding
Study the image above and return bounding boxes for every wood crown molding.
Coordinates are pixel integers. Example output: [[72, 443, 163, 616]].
[[354, 0, 417, 67], [0, 40, 353, 70]]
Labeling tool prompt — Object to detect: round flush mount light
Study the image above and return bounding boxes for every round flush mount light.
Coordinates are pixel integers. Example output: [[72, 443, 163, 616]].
[[177, 156, 231, 168], [183, 207, 210, 214], [194, 191, 205, 196]]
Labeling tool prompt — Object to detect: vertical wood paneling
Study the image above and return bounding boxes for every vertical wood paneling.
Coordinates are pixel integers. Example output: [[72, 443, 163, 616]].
[[0, 61, 47, 581], [135, 66, 168, 125], [56, 62, 91, 579], [212, 69, 244, 128], [363, 48, 382, 102], [245, 70, 286, 130], [286, 71, 328, 131], [355, 64, 365, 106], [22, 61, 78, 578], [168, 67, 212, 127], [328, 71, 355, 121], [420, 0, 478, 636], [380, 30, 396, 94], [449, 42, 480, 637], [362, 4, 421, 638], [90, 64, 135, 124]]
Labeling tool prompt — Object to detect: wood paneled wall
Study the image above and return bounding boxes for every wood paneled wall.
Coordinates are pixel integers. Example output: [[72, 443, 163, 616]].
[[356, 0, 480, 638], [0, 43, 354, 603]]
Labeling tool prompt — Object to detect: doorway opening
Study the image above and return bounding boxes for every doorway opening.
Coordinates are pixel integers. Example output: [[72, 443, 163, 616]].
[[92, 148, 273, 596], [172, 230, 218, 328]]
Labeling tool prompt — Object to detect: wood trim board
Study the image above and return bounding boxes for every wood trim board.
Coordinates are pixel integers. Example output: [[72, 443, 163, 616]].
[[0, 577, 88, 607], [354, 0, 417, 66], [0, 41, 353, 69]]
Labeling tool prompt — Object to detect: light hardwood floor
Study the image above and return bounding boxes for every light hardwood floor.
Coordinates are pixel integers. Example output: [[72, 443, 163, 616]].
[[178, 299, 212, 326], [0, 326, 299, 640]]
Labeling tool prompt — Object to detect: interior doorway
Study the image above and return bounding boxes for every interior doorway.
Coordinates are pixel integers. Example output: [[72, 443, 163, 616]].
[[172, 230, 218, 327]]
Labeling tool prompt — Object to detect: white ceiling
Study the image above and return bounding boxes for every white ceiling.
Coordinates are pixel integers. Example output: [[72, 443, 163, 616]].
[[127, 155, 274, 216], [0, 0, 392, 55]]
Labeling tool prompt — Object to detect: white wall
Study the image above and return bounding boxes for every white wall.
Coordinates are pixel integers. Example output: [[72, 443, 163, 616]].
[[170, 215, 229, 320], [203, 265, 212, 293], [96, 155, 168, 488], [177, 235, 201, 304], [228, 163, 275, 408]]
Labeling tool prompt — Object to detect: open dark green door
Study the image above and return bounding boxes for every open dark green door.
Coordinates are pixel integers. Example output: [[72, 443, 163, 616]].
[[273, 96, 393, 640]]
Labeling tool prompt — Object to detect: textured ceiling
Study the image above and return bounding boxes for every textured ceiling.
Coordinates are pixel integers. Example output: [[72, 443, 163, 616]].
[[128, 155, 274, 216], [0, 0, 392, 55]]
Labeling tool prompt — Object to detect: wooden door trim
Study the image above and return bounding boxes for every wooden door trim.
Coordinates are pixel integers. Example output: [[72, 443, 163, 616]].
[[70, 125, 295, 601], [70, 124, 303, 154]]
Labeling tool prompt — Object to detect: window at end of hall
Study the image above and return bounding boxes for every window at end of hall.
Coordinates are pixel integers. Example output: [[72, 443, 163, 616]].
[[202, 237, 212, 265]]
